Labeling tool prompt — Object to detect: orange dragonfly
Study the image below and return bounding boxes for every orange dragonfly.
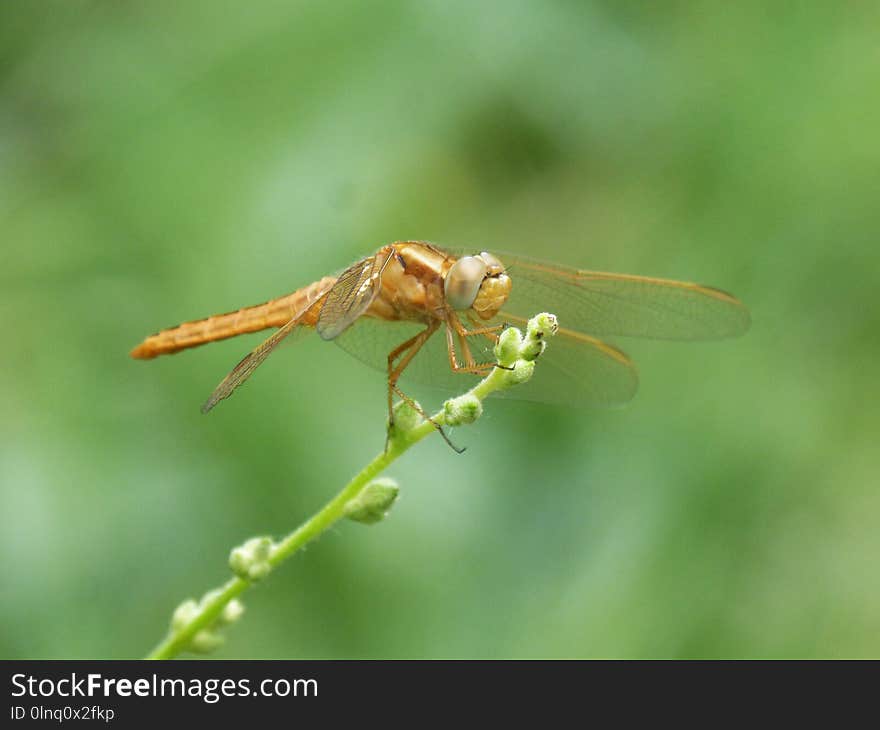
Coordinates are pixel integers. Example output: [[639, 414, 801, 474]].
[[131, 241, 750, 416]]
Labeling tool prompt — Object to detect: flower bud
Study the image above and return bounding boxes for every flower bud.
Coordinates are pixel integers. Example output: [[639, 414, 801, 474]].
[[229, 536, 274, 581], [494, 326, 523, 367], [443, 394, 483, 426], [389, 399, 425, 434], [344, 477, 400, 524], [506, 359, 535, 386], [219, 599, 245, 626], [190, 630, 224, 653], [522, 313, 558, 360], [171, 599, 199, 631]]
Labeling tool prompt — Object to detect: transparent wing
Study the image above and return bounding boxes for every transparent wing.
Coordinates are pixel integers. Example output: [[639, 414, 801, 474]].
[[201, 303, 319, 413], [492, 253, 750, 340], [316, 249, 393, 341], [333, 314, 639, 407]]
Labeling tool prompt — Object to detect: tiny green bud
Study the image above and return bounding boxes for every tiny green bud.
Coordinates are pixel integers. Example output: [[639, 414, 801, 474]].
[[344, 477, 400, 524], [171, 599, 199, 631], [529, 312, 559, 337], [520, 337, 545, 361], [389, 399, 425, 435], [167, 590, 246, 656], [494, 326, 523, 367], [522, 312, 558, 360], [443, 393, 483, 426], [219, 599, 245, 626], [506, 359, 535, 386], [190, 630, 224, 653], [200, 588, 224, 606], [229, 536, 274, 581]]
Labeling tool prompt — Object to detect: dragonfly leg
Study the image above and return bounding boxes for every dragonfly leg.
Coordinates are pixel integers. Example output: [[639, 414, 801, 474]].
[[465, 314, 504, 343], [457, 314, 504, 341], [463, 314, 517, 370], [386, 321, 439, 419], [462, 314, 516, 369], [444, 312, 510, 374], [384, 321, 463, 452], [390, 383, 464, 454], [444, 320, 496, 376]]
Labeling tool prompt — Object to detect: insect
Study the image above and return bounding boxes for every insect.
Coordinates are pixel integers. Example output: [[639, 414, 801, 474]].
[[131, 241, 750, 420]]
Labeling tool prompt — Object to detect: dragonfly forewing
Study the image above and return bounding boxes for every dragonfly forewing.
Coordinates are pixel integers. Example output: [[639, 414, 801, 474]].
[[500, 254, 750, 341], [317, 248, 394, 341]]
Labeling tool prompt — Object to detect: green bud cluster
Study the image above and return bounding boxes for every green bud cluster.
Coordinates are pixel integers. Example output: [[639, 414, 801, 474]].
[[489, 313, 558, 392], [229, 536, 274, 581], [170, 591, 246, 654]]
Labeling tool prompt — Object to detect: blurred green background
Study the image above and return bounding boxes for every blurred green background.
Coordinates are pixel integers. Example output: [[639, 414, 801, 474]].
[[2, 1, 878, 659]]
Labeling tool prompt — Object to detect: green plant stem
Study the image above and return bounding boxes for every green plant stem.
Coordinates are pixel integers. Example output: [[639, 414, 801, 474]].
[[146, 385, 463, 659]]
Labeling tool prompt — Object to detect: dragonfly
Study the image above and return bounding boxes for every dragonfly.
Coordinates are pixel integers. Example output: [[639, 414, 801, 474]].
[[131, 241, 750, 422]]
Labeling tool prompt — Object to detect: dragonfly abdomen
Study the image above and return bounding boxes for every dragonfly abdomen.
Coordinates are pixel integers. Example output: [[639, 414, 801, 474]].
[[130, 276, 336, 359]]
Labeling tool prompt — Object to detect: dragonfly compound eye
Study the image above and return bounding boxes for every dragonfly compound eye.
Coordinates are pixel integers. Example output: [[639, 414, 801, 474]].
[[445, 255, 488, 311], [478, 251, 505, 275]]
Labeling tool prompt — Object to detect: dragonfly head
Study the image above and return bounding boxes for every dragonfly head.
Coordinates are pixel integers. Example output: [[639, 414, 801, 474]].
[[445, 252, 511, 320]]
